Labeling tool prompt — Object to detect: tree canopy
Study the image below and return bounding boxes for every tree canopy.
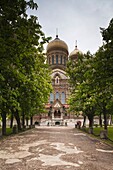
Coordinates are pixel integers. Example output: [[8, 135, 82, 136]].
[[0, 0, 52, 135], [67, 18, 113, 130]]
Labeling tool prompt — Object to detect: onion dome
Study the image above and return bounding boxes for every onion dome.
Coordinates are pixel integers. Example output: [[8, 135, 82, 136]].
[[69, 44, 82, 60], [46, 35, 68, 54]]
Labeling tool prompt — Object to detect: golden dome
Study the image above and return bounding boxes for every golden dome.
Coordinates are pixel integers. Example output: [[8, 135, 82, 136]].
[[46, 35, 68, 54], [69, 46, 82, 59]]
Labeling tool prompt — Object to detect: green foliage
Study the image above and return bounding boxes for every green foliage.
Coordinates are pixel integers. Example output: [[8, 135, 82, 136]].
[[0, 0, 52, 133], [67, 52, 96, 116], [67, 18, 113, 129]]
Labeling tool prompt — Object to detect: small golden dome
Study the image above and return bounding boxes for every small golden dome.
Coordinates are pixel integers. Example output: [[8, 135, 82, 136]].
[[46, 35, 68, 54], [69, 46, 82, 59]]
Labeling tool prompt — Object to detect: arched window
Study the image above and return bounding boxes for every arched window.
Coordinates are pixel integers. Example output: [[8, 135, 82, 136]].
[[61, 92, 65, 104], [60, 55, 62, 64], [50, 93, 54, 103], [56, 55, 58, 64], [55, 76, 59, 85], [56, 92, 60, 100], [64, 57, 66, 65], [62, 56, 64, 64], [56, 78, 58, 83], [52, 55, 54, 64]]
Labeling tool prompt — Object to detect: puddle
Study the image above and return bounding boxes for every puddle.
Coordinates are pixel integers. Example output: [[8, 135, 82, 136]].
[[5, 159, 21, 164], [96, 149, 113, 153], [0, 150, 32, 159], [18, 140, 48, 151], [0, 139, 83, 167], [38, 153, 80, 167], [78, 160, 83, 164], [27, 141, 83, 167], [68, 143, 73, 146], [50, 142, 83, 154], [0, 140, 48, 164], [74, 133, 86, 136]]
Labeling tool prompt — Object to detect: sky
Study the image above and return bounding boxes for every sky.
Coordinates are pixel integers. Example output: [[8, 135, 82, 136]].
[[28, 0, 113, 54]]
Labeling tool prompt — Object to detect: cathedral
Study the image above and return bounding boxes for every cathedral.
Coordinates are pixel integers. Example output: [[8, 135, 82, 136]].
[[45, 34, 81, 125]]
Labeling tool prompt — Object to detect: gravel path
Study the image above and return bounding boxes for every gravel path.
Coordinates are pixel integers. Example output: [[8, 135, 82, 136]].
[[0, 126, 113, 170]]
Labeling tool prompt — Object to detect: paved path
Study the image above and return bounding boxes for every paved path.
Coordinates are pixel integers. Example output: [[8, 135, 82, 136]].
[[0, 126, 113, 170]]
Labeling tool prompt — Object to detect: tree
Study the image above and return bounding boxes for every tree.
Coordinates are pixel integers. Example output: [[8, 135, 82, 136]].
[[67, 52, 96, 131], [67, 18, 113, 133], [91, 47, 112, 130], [0, 0, 52, 135]]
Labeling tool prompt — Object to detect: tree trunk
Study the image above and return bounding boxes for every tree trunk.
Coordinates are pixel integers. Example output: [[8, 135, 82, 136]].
[[89, 118, 94, 128], [21, 112, 25, 128], [82, 115, 86, 127], [88, 114, 94, 128], [103, 106, 107, 130], [26, 117, 29, 126], [1, 112, 6, 135], [87, 113, 94, 134], [110, 114, 113, 125], [10, 112, 14, 128], [30, 116, 33, 126], [14, 110, 21, 131], [99, 112, 102, 127]]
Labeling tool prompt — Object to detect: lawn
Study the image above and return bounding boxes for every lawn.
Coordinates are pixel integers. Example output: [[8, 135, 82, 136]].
[[82, 126, 113, 142], [0, 127, 12, 136], [93, 126, 113, 141]]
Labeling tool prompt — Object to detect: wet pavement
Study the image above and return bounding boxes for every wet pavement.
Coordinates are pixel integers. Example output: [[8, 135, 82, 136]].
[[0, 126, 113, 170]]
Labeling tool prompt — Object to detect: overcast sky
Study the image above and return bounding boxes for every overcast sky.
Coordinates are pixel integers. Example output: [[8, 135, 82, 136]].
[[28, 0, 113, 54]]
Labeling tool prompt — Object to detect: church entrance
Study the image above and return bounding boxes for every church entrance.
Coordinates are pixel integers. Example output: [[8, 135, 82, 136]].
[[54, 110, 61, 118], [55, 121, 60, 125]]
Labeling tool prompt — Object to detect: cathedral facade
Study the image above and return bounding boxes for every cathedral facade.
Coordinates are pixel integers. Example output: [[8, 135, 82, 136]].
[[45, 35, 81, 125]]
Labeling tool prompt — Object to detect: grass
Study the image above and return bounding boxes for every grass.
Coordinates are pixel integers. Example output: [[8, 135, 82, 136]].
[[93, 127, 103, 136], [6, 127, 13, 135], [0, 125, 35, 137], [107, 127, 113, 141], [89, 126, 113, 141], [80, 126, 113, 146], [0, 127, 13, 136]]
